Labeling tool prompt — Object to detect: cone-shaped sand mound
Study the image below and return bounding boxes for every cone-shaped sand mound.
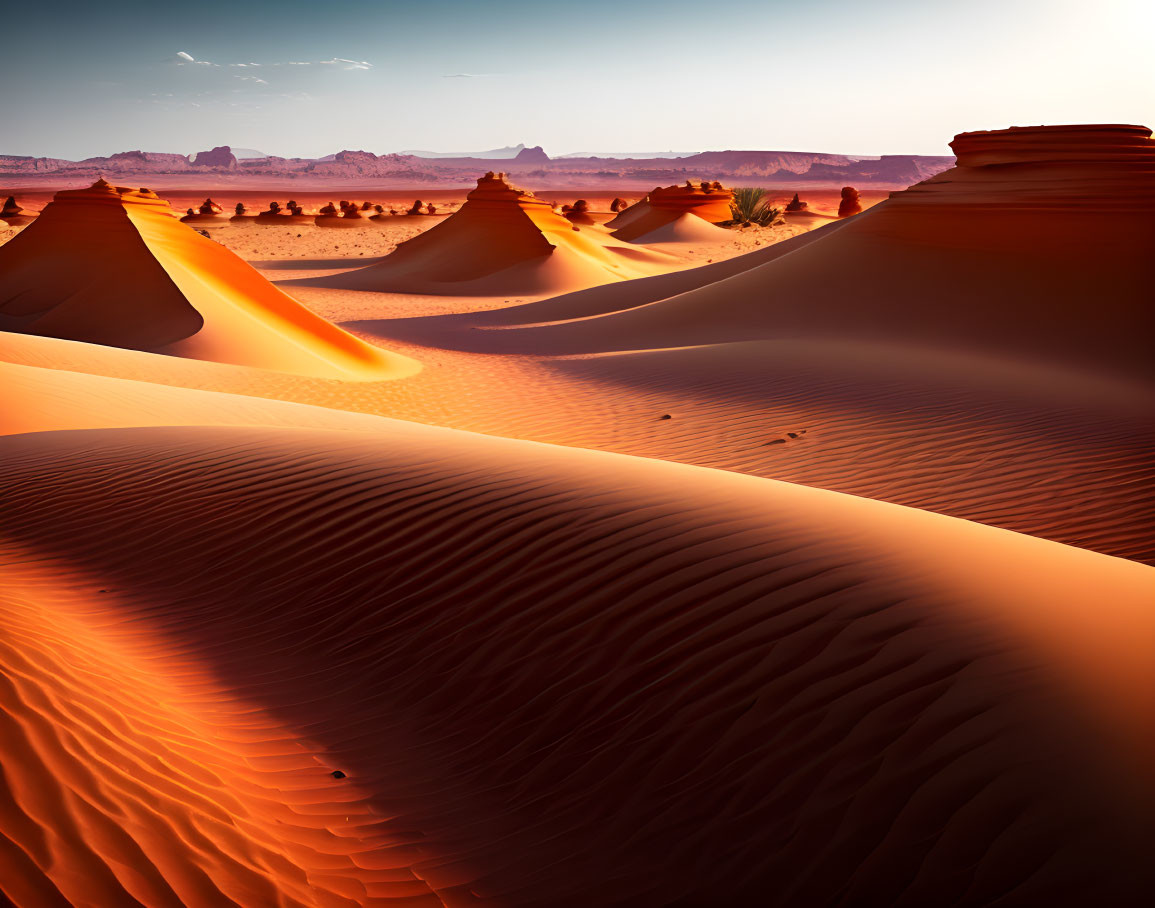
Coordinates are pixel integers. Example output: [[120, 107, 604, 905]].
[[298, 172, 676, 295], [0, 179, 409, 379], [477, 125, 1155, 379], [607, 180, 734, 241]]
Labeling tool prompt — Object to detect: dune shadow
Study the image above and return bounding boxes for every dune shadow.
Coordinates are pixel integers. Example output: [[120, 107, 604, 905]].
[[254, 256, 385, 271]]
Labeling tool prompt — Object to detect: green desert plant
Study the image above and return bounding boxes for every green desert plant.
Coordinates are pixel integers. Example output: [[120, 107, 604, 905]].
[[729, 187, 780, 227]]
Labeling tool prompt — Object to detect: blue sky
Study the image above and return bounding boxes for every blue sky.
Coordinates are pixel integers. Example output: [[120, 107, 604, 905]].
[[1, 0, 1150, 159]]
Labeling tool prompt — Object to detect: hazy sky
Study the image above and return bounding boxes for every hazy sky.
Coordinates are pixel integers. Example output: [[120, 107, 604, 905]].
[[1, 0, 1150, 159]]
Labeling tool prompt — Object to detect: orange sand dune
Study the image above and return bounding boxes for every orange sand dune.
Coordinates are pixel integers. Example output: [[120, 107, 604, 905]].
[[294, 172, 680, 296], [607, 181, 735, 242], [2, 416, 1153, 906], [446, 125, 1153, 380], [0, 179, 411, 379]]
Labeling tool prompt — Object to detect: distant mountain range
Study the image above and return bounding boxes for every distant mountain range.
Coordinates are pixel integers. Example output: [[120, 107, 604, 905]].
[[0, 144, 955, 188]]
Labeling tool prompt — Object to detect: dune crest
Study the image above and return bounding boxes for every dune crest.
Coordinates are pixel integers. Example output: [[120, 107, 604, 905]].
[[1, 420, 1152, 905], [298, 171, 679, 295], [0, 179, 412, 380]]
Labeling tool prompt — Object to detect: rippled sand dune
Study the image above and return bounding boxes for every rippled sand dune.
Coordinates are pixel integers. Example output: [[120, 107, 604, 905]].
[[1, 125, 1153, 907], [3, 417, 1153, 905]]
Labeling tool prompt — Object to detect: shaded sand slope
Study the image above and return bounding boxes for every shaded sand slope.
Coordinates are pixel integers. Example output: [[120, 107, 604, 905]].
[[295, 173, 678, 297], [442, 125, 1154, 380], [2, 326, 1152, 565], [358, 219, 849, 334], [2, 419, 1154, 906], [0, 180, 409, 380]]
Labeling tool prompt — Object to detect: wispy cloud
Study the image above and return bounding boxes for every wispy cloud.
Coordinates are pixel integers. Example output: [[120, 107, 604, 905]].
[[175, 52, 372, 72], [443, 72, 498, 78]]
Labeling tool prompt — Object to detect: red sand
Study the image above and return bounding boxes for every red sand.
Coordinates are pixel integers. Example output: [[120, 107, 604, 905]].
[[1, 125, 1154, 906]]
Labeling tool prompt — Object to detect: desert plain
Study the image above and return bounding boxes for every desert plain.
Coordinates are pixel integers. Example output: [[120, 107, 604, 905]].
[[0, 123, 1153, 907]]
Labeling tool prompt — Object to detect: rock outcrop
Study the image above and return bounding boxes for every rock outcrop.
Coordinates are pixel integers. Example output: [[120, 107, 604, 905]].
[[837, 186, 862, 217], [0, 195, 35, 226], [190, 146, 238, 170], [785, 193, 808, 212]]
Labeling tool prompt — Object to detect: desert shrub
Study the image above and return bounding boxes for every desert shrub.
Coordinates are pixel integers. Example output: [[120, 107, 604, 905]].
[[729, 187, 780, 226]]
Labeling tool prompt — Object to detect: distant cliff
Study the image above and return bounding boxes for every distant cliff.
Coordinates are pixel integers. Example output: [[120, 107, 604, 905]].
[[0, 145, 954, 187]]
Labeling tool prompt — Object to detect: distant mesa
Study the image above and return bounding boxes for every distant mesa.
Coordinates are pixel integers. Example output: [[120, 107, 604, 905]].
[[837, 186, 863, 217], [294, 171, 675, 295], [513, 144, 550, 163], [190, 145, 238, 170], [0, 179, 402, 378], [607, 180, 734, 242], [1, 195, 36, 226]]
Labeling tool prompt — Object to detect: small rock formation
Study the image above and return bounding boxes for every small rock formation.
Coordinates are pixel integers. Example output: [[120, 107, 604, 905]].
[[318, 202, 339, 216], [360, 201, 374, 210], [407, 200, 425, 215], [426, 203, 437, 215], [610, 197, 628, 212], [0, 195, 35, 226], [198, 198, 222, 215], [838, 186, 862, 217], [234, 203, 246, 216], [785, 193, 808, 212], [563, 198, 596, 225]]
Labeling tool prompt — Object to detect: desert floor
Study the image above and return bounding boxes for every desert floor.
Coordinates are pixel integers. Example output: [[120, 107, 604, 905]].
[[1, 171, 1152, 907]]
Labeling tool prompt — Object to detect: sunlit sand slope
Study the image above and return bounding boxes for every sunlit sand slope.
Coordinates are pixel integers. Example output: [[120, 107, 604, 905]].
[[2, 420, 1152, 906], [0, 180, 409, 380]]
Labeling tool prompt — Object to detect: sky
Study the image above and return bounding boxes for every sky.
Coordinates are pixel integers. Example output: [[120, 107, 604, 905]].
[[1, 0, 1151, 160]]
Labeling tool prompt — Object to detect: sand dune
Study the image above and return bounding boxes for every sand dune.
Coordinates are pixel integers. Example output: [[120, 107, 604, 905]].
[[607, 182, 734, 242], [3, 123, 1153, 907], [445, 125, 1153, 380], [294, 172, 681, 297], [0, 179, 409, 379], [2, 414, 1153, 906]]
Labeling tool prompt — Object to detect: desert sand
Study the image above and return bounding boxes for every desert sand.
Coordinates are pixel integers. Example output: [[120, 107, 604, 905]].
[[1, 124, 1153, 906]]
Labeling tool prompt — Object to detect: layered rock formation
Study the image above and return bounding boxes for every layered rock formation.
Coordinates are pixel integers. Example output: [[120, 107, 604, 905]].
[[0, 179, 397, 378]]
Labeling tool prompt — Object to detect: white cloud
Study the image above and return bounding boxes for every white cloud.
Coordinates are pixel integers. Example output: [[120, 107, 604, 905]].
[[176, 52, 373, 72]]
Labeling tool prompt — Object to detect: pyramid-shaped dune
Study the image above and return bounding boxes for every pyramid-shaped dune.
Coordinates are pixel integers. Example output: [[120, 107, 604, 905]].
[[607, 180, 734, 241], [0, 180, 405, 379], [306, 171, 676, 295], [483, 125, 1154, 378]]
